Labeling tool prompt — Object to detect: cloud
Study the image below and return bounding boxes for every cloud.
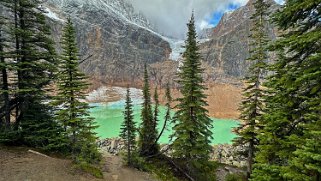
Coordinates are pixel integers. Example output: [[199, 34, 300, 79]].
[[199, 20, 214, 30], [128, 0, 249, 39]]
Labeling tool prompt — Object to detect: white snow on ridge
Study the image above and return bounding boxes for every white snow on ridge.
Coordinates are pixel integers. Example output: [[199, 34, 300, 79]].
[[95, 0, 186, 60], [44, 0, 192, 60], [43, 7, 64, 22], [98, 0, 187, 60], [199, 38, 211, 43], [46, 0, 185, 60], [46, 0, 152, 29]]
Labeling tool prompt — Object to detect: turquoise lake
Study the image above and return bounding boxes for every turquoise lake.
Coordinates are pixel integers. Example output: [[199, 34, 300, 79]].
[[90, 100, 239, 145]]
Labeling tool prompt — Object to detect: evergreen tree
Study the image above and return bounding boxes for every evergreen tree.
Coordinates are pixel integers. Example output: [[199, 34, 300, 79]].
[[15, 0, 57, 124], [0, 0, 21, 143], [153, 86, 159, 138], [119, 86, 136, 165], [54, 18, 100, 163], [139, 64, 158, 156], [0, 0, 63, 148], [170, 13, 213, 175], [290, 113, 321, 181], [164, 83, 172, 127], [20, 99, 67, 151], [233, 0, 269, 178], [251, 0, 321, 180], [158, 83, 172, 143], [276, 1, 321, 180], [0, 1, 10, 129]]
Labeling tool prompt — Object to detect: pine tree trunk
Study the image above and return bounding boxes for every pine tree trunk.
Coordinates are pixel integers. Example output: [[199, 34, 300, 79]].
[[1, 50, 10, 129], [69, 56, 77, 158], [155, 110, 169, 144], [14, 0, 20, 126], [247, 139, 254, 180], [189, 104, 195, 159], [0, 30, 10, 129], [127, 117, 131, 165], [72, 130, 76, 157], [15, 0, 24, 130]]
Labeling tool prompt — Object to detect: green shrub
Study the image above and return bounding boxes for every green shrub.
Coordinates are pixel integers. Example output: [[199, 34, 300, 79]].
[[183, 160, 218, 181], [129, 153, 180, 181], [147, 160, 180, 181], [76, 162, 103, 179], [0, 128, 22, 145], [130, 151, 149, 171], [127, 153, 219, 181]]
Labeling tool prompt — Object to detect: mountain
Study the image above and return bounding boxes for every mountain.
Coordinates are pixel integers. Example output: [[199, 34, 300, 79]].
[[199, 28, 214, 39], [199, 0, 279, 80], [42, 0, 280, 83], [43, 0, 172, 83]]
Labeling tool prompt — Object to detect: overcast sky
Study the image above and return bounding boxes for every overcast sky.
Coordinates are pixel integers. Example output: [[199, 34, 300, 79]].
[[129, 0, 284, 39]]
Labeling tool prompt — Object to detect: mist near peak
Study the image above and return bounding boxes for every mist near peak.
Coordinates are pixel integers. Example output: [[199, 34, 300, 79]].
[[128, 0, 249, 39]]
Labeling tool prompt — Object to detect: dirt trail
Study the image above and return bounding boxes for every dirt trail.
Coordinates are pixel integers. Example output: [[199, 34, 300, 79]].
[[0, 146, 157, 181], [103, 153, 156, 181]]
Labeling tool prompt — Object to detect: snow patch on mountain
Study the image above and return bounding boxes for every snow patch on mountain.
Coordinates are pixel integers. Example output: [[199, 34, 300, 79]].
[[43, 0, 186, 60], [43, 7, 64, 22], [165, 39, 185, 60], [45, 0, 153, 30], [199, 38, 211, 43], [163, 38, 211, 61]]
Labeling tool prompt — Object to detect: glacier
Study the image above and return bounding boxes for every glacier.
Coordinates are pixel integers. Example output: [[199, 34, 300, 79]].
[[43, 0, 188, 60]]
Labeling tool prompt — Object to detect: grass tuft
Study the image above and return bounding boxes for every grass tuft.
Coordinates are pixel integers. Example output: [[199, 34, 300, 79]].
[[75, 162, 104, 179]]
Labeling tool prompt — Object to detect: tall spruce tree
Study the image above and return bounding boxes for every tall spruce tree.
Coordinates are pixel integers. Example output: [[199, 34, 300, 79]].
[[139, 64, 158, 156], [0, 0, 63, 148], [251, 0, 321, 180], [0, 2, 10, 129], [54, 18, 100, 163], [290, 111, 321, 181], [15, 0, 57, 124], [233, 0, 269, 179], [275, 1, 321, 180], [120, 86, 136, 165], [170, 14, 213, 173]]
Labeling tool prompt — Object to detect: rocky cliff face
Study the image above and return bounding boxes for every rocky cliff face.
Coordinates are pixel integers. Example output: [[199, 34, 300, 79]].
[[43, 0, 171, 82], [98, 138, 247, 167], [199, 0, 279, 79]]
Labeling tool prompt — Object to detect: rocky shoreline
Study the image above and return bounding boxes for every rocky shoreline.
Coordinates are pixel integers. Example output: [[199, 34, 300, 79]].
[[97, 138, 247, 168], [86, 86, 143, 103]]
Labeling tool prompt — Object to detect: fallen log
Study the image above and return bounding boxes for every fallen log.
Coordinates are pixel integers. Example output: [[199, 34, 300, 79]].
[[28, 149, 51, 158], [166, 157, 195, 181]]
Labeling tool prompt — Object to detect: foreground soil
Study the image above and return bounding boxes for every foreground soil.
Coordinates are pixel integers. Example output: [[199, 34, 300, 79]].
[[0, 146, 157, 181]]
